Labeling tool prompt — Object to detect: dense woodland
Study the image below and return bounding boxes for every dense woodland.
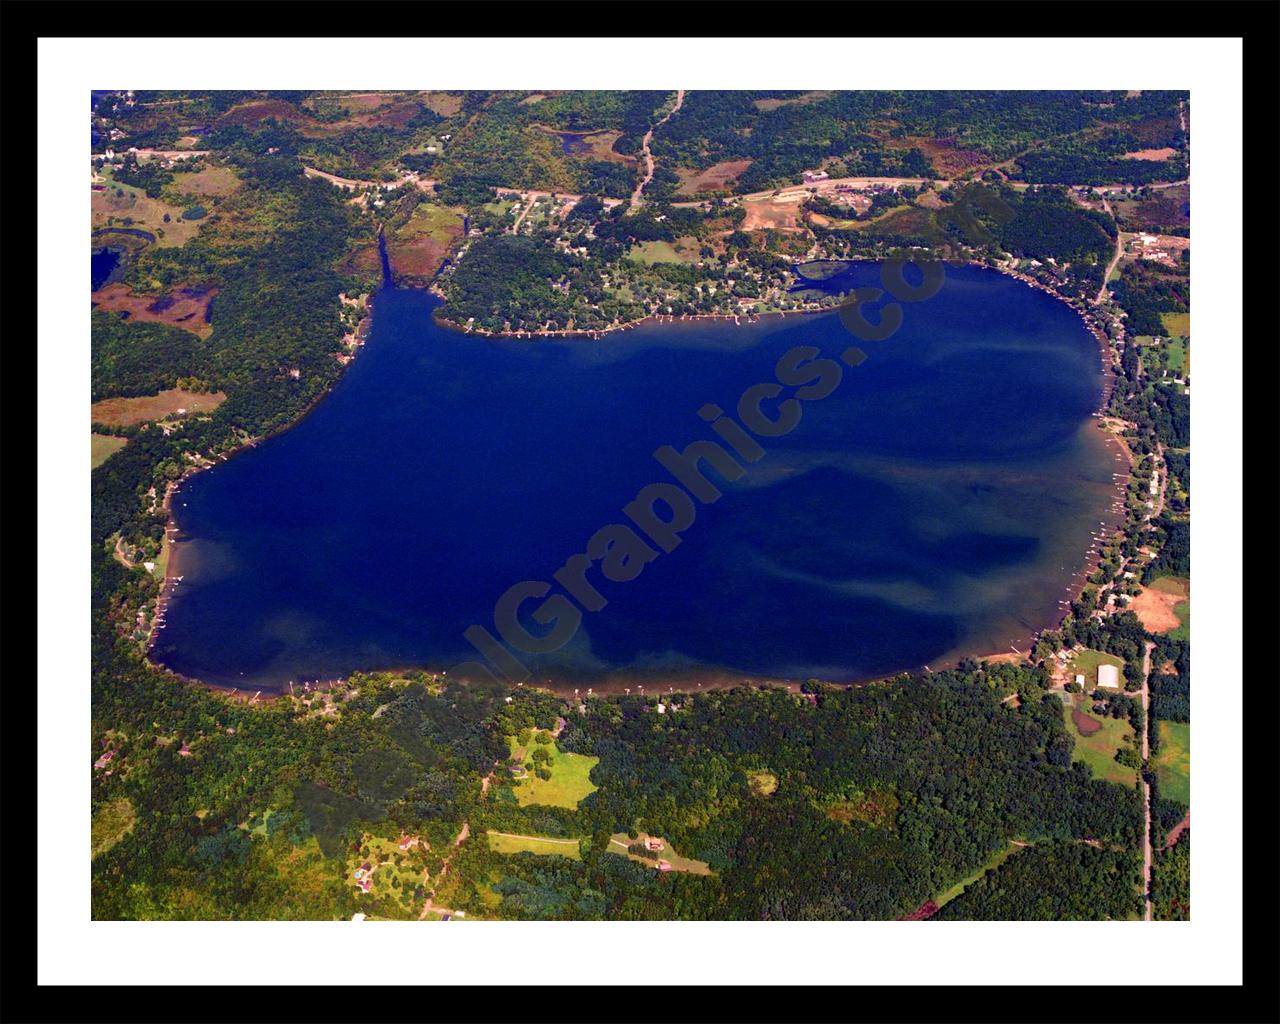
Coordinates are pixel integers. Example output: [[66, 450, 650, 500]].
[[94, 663, 1148, 920], [653, 90, 1185, 192], [932, 841, 1141, 920], [1150, 830, 1190, 921]]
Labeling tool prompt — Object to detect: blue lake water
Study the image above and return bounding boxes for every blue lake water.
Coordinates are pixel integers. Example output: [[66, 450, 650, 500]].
[[153, 265, 1119, 691], [92, 248, 121, 290]]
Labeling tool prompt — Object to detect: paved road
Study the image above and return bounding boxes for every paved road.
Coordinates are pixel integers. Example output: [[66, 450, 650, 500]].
[[1141, 640, 1154, 921], [1096, 196, 1124, 305]]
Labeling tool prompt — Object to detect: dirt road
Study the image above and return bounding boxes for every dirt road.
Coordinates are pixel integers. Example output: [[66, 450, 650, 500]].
[[629, 89, 685, 213], [486, 831, 579, 846], [508, 198, 535, 235]]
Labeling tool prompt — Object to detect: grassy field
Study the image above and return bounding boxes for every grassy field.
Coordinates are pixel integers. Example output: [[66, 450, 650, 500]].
[[486, 831, 582, 859], [1164, 337, 1189, 375], [401, 202, 465, 243], [1160, 311, 1191, 338], [1154, 721, 1191, 804], [91, 797, 136, 858], [348, 200, 464, 281], [90, 389, 227, 428], [627, 239, 700, 265], [674, 158, 753, 196], [170, 164, 241, 198], [1068, 694, 1139, 786], [91, 433, 128, 468], [92, 169, 202, 248], [606, 834, 714, 875], [935, 841, 1024, 908], [1067, 649, 1125, 688], [506, 733, 599, 809]]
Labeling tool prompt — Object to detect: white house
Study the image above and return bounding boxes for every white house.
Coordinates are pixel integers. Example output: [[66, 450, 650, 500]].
[[1097, 664, 1121, 689]]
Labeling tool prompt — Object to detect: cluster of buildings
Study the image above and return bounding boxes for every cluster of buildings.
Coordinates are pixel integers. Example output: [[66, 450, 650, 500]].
[[1128, 232, 1182, 268], [95, 147, 210, 169]]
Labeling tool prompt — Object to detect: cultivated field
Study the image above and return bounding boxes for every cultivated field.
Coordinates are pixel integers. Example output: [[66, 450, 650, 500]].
[[91, 389, 227, 428]]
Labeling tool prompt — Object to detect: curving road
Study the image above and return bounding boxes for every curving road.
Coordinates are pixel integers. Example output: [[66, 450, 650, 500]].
[[629, 89, 685, 213]]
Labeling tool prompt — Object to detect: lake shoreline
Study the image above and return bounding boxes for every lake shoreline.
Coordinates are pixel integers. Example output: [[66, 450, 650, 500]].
[[428, 257, 1118, 353], [145, 261, 1125, 702]]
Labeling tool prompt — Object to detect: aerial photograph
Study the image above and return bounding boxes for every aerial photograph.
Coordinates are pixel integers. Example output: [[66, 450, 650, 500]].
[[87, 86, 1192, 925]]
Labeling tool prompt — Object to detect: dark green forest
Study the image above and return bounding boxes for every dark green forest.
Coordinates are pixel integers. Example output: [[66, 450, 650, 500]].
[[933, 841, 1141, 920]]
